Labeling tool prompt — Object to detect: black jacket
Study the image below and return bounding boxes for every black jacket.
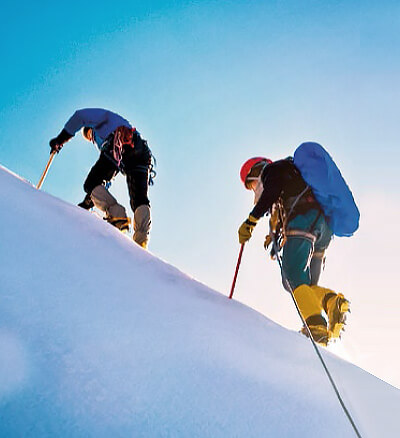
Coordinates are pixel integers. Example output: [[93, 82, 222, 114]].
[[250, 158, 319, 219]]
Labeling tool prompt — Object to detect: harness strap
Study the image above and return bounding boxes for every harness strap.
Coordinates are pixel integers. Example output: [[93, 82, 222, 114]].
[[133, 165, 149, 173], [285, 185, 310, 223], [308, 209, 322, 234], [285, 229, 317, 243]]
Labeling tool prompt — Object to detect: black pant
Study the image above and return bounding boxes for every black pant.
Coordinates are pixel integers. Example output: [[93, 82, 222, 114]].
[[84, 134, 151, 211]]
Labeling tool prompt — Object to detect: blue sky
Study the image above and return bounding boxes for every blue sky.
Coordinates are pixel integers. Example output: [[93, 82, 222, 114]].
[[1, 0, 400, 386]]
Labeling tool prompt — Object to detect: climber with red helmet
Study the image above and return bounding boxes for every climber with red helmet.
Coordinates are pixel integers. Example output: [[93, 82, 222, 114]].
[[238, 154, 349, 346]]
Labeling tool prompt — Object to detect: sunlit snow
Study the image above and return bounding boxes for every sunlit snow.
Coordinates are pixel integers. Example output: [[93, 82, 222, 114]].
[[0, 165, 399, 438]]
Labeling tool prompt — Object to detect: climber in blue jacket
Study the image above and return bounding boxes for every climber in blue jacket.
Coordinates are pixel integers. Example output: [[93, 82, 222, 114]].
[[49, 108, 154, 248]]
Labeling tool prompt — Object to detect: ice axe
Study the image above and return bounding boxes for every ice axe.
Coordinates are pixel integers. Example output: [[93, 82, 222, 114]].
[[229, 243, 245, 299], [36, 151, 57, 189]]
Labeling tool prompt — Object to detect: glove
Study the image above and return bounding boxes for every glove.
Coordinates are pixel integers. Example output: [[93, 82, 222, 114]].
[[49, 129, 73, 153], [238, 214, 259, 244]]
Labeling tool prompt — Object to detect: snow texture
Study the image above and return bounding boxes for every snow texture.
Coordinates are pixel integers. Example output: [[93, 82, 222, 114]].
[[0, 164, 399, 438]]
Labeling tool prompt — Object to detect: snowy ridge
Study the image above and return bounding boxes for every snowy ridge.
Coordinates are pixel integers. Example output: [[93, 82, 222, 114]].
[[0, 164, 399, 438]]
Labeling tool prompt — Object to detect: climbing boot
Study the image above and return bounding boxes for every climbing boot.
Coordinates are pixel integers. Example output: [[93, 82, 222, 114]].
[[107, 216, 131, 232], [91, 185, 130, 231], [323, 292, 350, 339], [310, 286, 350, 339], [133, 204, 151, 248], [300, 315, 329, 346], [293, 284, 328, 345], [78, 193, 94, 210]]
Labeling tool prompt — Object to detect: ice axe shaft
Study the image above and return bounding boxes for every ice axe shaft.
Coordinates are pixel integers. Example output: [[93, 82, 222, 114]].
[[36, 151, 57, 189], [229, 243, 244, 299]]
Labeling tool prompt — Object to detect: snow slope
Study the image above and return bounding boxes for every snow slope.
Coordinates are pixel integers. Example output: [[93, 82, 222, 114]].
[[0, 165, 399, 438]]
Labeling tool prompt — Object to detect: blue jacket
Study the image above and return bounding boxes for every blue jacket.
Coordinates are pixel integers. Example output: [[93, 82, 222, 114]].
[[64, 108, 133, 150]]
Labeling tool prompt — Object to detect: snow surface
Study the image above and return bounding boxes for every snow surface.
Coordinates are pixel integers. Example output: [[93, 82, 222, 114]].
[[0, 164, 399, 438]]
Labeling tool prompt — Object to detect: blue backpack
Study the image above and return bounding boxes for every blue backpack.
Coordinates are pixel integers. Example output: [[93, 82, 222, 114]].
[[293, 142, 360, 237]]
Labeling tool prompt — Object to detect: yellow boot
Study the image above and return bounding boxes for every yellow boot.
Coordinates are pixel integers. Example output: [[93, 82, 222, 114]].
[[133, 205, 151, 249], [107, 216, 131, 232], [293, 285, 329, 346], [138, 240, 148, 249], [310, 286, 350, 339]]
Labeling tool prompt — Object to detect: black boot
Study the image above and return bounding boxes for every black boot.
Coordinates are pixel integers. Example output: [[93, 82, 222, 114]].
[[78, 194, 94, 210]]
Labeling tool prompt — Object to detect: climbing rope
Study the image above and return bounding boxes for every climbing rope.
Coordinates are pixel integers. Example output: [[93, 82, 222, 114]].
[[273, 239, 362, 438]]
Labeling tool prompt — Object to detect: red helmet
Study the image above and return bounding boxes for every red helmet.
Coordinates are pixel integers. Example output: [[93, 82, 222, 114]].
[[240, 157, 272, 186]]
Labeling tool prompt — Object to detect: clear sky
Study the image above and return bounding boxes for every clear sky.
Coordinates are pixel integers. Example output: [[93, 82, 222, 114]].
[[1, 0, 399, 387]]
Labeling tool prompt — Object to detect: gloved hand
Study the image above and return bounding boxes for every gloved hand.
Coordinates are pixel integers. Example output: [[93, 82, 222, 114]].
[[49, 129, 73, 153], [238, 214, 259, 244]]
